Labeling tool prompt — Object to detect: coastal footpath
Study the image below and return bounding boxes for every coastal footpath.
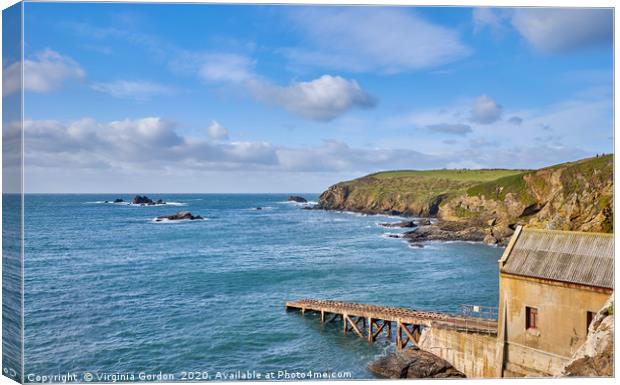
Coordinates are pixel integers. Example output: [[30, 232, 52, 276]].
[[317, 155, 613, 245]]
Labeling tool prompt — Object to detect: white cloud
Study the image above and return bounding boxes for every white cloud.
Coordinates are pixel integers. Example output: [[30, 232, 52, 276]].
[[197, 53, 255, 84], [23, 117, 278, 170], [472, 8, 505, 34], [22, 50, 85, 94], [91, 80, 175, 101], [276, 140, 440, 172], [247, 75, 376, 121], [286, 7, 470, 73], [512, 8, 612, 53], [470, 95, 502, 124], [4, 50, 85, 96], [207, 120, 229, 140]]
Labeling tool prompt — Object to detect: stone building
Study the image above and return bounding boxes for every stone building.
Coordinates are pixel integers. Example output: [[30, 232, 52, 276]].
[[496, 226, 614, 377]]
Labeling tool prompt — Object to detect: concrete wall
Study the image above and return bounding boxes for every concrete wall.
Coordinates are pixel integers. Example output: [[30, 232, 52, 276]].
[[418, 326, 498, 378], [497, 273, 612, 376]]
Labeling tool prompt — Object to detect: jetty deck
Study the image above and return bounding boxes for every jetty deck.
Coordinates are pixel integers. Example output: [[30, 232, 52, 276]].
[[286, 299, 497, 349]]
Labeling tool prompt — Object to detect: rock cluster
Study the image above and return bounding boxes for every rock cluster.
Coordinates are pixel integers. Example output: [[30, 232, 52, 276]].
[[155, 211, 203, 222], [132, 195, 166, 205], [368, 347, 465, 379]]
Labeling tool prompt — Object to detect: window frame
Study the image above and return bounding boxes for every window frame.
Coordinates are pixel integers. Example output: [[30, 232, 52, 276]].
[[525, 306, 538, 331]]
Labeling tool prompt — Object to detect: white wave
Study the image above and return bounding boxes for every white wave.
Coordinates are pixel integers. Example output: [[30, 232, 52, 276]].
[[381, 232, 403, 239], [128, 202, 187, 207], [247, 206, 274, 211]]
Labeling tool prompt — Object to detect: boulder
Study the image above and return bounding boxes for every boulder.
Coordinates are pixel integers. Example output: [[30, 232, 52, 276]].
[[155, 211, 203, 221], [113, 198, 124, 203], [369, 347, 465, 378], [415, 219, 432, 226], [483, 234, 499, 245], [288, 195, 308, 203], [256, 207, 262, 210]]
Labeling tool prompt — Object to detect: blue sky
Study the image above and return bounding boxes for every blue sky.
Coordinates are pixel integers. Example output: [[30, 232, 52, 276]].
[[6, 3, 614, 192]]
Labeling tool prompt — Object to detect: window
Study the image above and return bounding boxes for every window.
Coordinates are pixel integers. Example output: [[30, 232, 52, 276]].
[[586, 311, 596, 332], [526, 306, 538, 330]]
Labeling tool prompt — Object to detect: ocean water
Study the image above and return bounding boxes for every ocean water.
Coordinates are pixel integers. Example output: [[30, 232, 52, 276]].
[[22, 194, 501, 381]]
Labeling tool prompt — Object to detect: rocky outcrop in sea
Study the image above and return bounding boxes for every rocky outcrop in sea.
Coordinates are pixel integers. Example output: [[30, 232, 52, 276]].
[[368, 347, 465, 378], [155, 211, 203, 222]]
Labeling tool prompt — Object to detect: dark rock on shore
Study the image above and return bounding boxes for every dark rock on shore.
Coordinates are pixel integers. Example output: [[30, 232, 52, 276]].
[[403, 221, 485, 245], [132, 195, 166, 205], [368, 347, 465, 378], [380, 220, 416, 228], [155, 211, 203, 222], [288, 195, 308, 203], [113, 198, 124, 203]]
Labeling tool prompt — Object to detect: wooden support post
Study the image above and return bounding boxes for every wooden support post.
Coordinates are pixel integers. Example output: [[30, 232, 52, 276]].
[[321, 310, 325, 323], [386, 321, 392, 337], [413, 325, 421, 344], [301, 308, 305, 315], [396, 321, 402, 350], [343, 314, 348, 335], [368, 317, 373, 342]]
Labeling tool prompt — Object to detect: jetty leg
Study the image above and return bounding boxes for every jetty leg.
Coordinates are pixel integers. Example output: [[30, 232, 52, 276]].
[[413, 325, 421, 344], [368, 317, 373, 342], [343, 314, 348, 335], [396, 321, 402, 350], [321, 310, 325, 322], [386, 321, 392, 337], [302, 308, 305, 315]]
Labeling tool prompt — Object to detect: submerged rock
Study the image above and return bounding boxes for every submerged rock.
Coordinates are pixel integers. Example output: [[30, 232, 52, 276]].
[[155, 211, 203, 222], [369, 347, 465, 378], [380, 220, 416, 228], [288, 195, 308, 203], [113, 198, 124, 203]]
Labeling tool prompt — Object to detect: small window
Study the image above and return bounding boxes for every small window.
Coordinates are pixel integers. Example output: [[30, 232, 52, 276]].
[[526, 306, 538, 330], [586, 311, 596, 332]]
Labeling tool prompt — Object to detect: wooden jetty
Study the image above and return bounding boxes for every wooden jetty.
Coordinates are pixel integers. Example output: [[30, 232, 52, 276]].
[[286, 299, 497, 349]]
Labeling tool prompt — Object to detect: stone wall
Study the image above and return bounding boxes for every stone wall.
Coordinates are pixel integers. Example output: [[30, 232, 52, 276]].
[[418, 326, 498, 378]]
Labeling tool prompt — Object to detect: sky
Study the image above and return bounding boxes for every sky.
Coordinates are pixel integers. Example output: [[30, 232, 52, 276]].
[[3, 3, 614, 192]]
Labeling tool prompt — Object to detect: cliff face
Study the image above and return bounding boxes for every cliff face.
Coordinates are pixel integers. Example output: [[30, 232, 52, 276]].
[[318, 169, 526, 217], [319, 155, 613, 244]]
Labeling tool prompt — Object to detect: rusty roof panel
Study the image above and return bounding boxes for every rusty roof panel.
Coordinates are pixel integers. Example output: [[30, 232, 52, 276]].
[[501, 228, 614, 289]]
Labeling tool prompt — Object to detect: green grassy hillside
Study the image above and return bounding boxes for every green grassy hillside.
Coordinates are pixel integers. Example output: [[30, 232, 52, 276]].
[[319, 155, 613, 238]]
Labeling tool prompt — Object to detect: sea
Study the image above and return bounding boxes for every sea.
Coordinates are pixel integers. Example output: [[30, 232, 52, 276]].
[[18, 194, 501, 381]]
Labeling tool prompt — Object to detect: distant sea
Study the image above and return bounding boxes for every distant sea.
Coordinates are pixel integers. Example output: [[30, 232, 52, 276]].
[[21, 194, 501, 380]]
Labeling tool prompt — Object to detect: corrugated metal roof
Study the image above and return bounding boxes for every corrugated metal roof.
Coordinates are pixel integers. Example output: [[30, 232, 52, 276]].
[[500, 227, 614, 289]]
